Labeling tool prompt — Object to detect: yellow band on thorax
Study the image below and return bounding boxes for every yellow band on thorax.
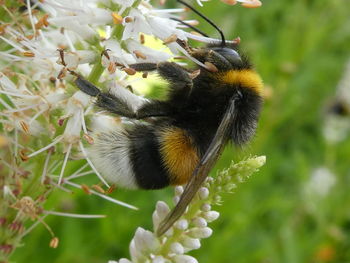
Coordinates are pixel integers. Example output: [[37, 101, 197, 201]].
[[216, 69, 263, 94]]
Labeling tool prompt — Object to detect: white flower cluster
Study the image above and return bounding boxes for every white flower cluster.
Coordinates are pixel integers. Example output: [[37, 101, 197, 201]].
[[323, 59, 350, 143], [305, 167, 336, 198], [112, 156, 266, 263]]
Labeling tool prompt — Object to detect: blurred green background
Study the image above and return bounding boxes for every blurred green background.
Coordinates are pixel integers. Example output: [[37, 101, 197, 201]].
[[12, 0, 350, 262]]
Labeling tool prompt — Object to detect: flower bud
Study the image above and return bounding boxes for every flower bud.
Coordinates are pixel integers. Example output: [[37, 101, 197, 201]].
[[200, 203, 211, 212], [174, 186, 184, 196], [202, 211, 220, 222], [192, 217, 207, 228], [198, 187, 209, 199], [155, 201, 170, 220], [175, 219, 188, 230], [173, 195, 180, 205], [187, 227, 213, 239], [170, 242, 184, 254], [133, 227, 159, 252], [180, 236, 201, 250], [224, 183, 237, 192]]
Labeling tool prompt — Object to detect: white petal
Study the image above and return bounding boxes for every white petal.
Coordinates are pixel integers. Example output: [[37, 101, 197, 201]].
[[147, 16, 186, 41], [122, 8, 153, 40]]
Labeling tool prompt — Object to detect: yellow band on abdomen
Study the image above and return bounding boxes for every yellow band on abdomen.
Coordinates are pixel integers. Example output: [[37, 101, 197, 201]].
[[159, 127, 199, 185]]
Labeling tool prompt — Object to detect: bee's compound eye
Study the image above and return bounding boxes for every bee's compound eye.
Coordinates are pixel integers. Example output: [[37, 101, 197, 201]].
[[212, 47, 241, 65]]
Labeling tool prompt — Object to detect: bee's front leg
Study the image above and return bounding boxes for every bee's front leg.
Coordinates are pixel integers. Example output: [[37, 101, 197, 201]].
[[73, 74, 170, 119], [130, 62, 194, 101]]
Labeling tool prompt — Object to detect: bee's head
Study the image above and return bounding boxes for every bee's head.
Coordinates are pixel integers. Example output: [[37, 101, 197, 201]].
[[176, 0, 263, 146], [191, 44, 263, 96], [205, 43, 252, 71], [210, 46, 242, 67]]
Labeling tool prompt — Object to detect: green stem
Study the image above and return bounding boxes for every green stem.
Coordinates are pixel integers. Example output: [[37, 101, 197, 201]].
[[88, 56, 104, 84]]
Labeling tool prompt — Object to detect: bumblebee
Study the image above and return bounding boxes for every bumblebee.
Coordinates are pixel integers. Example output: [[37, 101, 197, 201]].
[[73, 0, 263, 236]]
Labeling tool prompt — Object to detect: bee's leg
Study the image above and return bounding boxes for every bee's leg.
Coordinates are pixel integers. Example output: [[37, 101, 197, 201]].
[[129, 63, 158, 72], [74, 74, 170, 119], [158, 62, 194, 102], [129, 62, 192, 83], [74, 74, 101, 96], [190, 49, 232, 71], [130, 62, 193, 101], [96, 92, 170, 119]]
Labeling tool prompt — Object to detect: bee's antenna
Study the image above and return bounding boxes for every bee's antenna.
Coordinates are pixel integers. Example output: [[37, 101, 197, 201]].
[[171, 18, 209, 37], [177, 0, 226, 46]]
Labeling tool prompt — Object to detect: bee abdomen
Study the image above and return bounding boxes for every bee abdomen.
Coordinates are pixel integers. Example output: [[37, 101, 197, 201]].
[[89, 129, 139, 189], [128, 125, 171, 189], [89, 124, 199, 190], [158, 127, 200, 186]]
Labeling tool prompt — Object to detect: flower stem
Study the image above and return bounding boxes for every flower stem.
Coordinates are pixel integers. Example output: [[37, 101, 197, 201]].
[[87, 57, 104, 84]]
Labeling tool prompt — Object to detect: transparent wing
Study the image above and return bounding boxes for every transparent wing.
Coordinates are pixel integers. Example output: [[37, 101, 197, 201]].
[[156, 97, 237, 236]]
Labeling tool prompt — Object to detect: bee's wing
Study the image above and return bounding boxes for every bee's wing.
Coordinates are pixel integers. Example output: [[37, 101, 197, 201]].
[[156, 97, 238, 236]]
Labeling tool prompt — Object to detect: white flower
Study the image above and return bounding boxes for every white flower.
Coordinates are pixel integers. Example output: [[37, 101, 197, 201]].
[[323, 58, 350, 143], [103, 39, 137, 67], [122, 8, 153, 40], [130, 228, 160, 262], [305, 167, 336, 198], [336, 59, 350, 105], [323, 115, 350, 143]]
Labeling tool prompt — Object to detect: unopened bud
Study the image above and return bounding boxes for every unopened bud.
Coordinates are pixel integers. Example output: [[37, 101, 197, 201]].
[[49, 237, 59, 248], [202, 211, 220, 222], [170, 242, 184, 254]]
